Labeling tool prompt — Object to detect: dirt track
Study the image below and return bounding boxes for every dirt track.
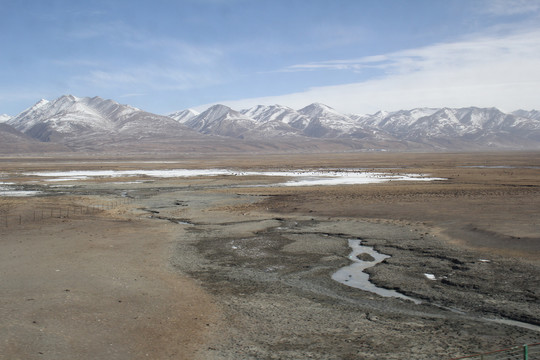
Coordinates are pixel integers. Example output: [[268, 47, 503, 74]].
[[0, 151, 539, 359]]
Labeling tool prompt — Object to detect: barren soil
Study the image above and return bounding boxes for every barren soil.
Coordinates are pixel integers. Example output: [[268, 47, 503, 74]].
[[0, 151, 539, 359]]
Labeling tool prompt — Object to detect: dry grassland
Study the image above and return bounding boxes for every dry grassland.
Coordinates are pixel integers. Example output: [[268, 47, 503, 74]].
[[0, 151, 538, 359]]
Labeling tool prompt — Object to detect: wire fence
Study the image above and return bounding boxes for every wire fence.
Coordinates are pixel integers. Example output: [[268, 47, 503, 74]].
[[0, 197, 136, 228], [449, 343, 540, 360]]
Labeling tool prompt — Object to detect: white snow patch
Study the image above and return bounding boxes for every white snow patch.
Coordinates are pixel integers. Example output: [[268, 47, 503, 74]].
[[24, 169, 445, 187], [424, 273, 437, 280], [0, 183, 41, 197]]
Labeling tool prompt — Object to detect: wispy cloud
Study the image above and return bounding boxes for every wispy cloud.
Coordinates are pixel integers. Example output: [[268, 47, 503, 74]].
[[64, 20, 226, 92], [79, 64, 223, 92], [283, 55, 391, 73], [212, 28, 540, 113], [283, 26, 540, 76], [68, 19, 223, 66]]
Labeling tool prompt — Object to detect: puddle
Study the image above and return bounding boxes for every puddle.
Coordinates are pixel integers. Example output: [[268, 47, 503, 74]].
[[332, 239, 421, 304]]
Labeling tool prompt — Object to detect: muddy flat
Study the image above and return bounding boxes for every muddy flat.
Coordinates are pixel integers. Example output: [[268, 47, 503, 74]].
[[0, 151, 538, 359]]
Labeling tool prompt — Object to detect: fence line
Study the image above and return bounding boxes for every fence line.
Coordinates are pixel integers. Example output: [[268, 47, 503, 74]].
[[1, 197, 136, 228], [449, 342, 540, 360]]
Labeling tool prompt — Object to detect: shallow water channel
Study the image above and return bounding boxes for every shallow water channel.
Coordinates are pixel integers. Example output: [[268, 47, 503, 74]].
[[332, 239, 421, 304]]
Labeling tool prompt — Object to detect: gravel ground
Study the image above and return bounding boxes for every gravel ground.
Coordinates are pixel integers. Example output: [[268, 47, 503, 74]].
[[142, 185, 539, 359]]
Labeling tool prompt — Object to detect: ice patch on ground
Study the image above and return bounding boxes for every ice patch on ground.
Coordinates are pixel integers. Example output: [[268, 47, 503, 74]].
[[0, 183, 41, 197], [24, 169, 445, 187]]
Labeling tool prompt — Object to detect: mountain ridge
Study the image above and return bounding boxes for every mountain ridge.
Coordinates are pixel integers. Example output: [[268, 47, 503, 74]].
[[4, 95, 540, 153]]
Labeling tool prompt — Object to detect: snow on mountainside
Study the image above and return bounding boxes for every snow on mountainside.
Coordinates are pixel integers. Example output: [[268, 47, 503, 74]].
[[10, 95, 124, 140], [360, 108, 438, 130], [185, 104, 256, 138], [6, 94, 540, 152], [241, 104, 309, 128], [238, 103, 369, 139], [240, 104, 309, 137], [168, 109, 199, 123], [298, 103, 358, 137], [405, 107, 537, 137], [169, 102, 540, 149], [358, 106, 540, 149], [0, 114, 12, 123], [8, 95, 197, 146], [513, 109, 540, 121]]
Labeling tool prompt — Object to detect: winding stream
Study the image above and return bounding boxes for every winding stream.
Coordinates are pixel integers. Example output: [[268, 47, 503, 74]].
[[332, 239, 422, 304], [331, 239, 540, 332]]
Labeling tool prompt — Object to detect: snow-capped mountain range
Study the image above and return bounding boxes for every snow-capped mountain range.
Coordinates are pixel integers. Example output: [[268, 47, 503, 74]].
[[171, 102, 540, 149], [2, 95, 540, 153]]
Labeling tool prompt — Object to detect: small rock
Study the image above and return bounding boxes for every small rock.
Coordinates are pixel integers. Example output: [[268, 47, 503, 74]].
[[367, 313, 378, 322], [356, 253, 376, 262]]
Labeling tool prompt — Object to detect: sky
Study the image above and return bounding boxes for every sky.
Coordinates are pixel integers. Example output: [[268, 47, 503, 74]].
[[1, 0, 540, 116]]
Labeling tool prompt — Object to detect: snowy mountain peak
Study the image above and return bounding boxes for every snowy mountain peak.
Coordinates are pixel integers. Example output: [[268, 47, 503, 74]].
[[298, 103, 339, 116], [51, 94, 81, 109], [6, 95, 540, 151], [35, 99, 50, 107], [0, 114, 12, 123], [203, 104, 236, 119], [190, 104, 240, 124], [513, 109, 540, 121], [7, 94, 194, 143], [298, 103, 357, 137], [23, 99, 50, 114], [168, 109, 200, 123], [241, 104, 305, 125], [185, 104, 256, 137]]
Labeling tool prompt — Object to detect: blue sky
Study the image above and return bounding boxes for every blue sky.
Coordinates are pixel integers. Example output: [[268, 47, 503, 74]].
[[1, 0, 539, 116]]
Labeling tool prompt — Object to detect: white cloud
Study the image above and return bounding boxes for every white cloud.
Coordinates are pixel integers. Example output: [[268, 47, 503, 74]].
[[69, 20, 223, 67], [207, 28, 540, 113], [79, 64, 223, 92], [64, 20, 226, 93]]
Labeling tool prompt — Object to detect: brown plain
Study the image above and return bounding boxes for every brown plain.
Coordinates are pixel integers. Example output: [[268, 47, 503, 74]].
[[0, 151, 538, 359]]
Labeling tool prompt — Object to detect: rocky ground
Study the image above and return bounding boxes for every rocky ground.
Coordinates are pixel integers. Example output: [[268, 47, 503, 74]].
[[0, 152, 539, 359]]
